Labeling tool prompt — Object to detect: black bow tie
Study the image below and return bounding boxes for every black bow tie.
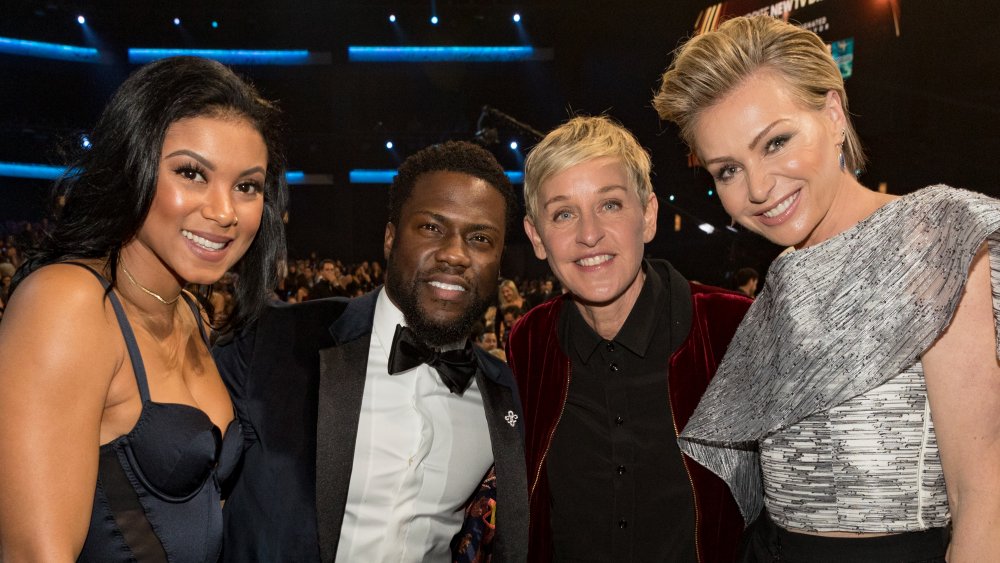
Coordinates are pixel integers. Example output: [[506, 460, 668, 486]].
[[387, 324, 478, 395]]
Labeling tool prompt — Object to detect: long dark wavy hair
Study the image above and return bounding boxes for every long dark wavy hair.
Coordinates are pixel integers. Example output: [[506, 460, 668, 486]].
[[13, 56, 288, 333]]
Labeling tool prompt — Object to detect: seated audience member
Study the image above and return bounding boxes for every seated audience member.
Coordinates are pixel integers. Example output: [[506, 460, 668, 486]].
[[310, 259, 341, 299], [734, 267, 759, 298]]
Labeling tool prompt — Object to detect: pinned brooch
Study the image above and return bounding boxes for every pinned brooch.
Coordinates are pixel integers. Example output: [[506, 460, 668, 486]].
[[505, 410, 518, 428]]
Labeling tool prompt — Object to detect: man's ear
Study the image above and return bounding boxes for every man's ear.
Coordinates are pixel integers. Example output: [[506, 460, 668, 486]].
[[383, 222, 395, 261]]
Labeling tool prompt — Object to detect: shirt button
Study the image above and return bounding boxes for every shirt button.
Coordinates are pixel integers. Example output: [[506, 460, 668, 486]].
[[606, 342, 615, 352], [616, 465, 627, 475], [615, 415, 624, 425], [618, 519, 628, 529], [609, 362, 619, 372]]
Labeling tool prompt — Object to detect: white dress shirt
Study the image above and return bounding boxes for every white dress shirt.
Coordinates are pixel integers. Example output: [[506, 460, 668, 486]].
[[334, 289, 494, 562]]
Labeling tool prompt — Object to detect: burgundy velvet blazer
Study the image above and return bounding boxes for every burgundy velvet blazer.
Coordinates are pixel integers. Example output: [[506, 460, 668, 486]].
[[506, 260, 752, 563]]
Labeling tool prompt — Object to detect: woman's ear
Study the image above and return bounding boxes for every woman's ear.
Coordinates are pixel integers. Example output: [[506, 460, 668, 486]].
[[824, 90, 847, 131]]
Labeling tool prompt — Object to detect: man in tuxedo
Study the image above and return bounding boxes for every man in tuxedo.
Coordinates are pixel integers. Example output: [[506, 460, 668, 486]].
[[215, 141, 528, 562]]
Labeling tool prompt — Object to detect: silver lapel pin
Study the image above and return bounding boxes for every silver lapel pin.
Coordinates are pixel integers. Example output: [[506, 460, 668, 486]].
[[505, 410, 518, 427]]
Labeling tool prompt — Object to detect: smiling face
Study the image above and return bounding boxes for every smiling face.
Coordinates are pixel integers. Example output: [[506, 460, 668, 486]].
[[384, 170, 506, 346], [524, 156, 657, 309], [692, 70, 848, 249], [126, 115, 267, 289]]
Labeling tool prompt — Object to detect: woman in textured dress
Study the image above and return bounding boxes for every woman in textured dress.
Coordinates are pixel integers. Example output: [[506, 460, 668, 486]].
[[654, 15, 1000, 562], [0, 56, 287, 561]]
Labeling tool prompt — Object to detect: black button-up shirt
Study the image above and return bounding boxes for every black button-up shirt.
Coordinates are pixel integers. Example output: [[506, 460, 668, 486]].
[[547, 264, 696, 562]]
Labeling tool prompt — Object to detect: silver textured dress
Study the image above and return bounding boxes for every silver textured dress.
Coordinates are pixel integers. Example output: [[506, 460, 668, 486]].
[[678, 185, 1000, 532]]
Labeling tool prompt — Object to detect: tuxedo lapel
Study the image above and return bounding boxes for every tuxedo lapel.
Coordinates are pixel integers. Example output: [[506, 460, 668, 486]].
[[315, 335, 371, 563], [476, 369, 529, 562]]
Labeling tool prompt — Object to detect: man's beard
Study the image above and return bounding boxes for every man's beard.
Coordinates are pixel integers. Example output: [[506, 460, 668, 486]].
[[385, 255, 495, 348]]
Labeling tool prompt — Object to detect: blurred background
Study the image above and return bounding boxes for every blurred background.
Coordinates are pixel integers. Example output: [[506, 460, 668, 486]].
[[1, 0, 998, 286]]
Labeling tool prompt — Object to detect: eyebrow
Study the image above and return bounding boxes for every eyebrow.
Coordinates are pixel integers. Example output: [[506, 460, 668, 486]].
[[418, 211, 502, 234], [701, 119, 788, 165], [541, 184, 627, 210], [165, 149, 265, 177]]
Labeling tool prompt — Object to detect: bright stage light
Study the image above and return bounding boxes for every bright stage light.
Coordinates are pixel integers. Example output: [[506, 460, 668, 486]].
[[211, 20, 219, 28], [389, 14, 396, 23], [0, 162, 67, 180], [385, 141, 394, 150], [351, 169, 524, 184], [698, 223, 716, 234], [513, 13, 521, 23], [81, 135, 92, 149], [77, 15, 86, 25], [173, 17, 181, 26], [0, 36, 100, 62], [509, 141, 518, 150], [349, 45, 536, 62], [128, 48, 311, 65], [430, 16, 439, 25]]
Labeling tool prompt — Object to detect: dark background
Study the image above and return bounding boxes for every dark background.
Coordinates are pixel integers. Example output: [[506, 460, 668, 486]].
[[2, 0, 998, 286]]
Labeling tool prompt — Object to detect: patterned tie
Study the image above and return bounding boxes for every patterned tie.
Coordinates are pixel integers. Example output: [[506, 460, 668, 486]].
[[387, 324, 478, 395]]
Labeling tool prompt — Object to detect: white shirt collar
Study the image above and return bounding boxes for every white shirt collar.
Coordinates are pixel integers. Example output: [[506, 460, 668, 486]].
[[372, 288, 407, 363]]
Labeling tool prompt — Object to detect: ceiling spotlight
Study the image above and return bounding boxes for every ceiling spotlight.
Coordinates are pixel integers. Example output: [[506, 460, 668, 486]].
[[77, 15, 86, 24], [707, 189, 714, 196], [80, 135, 92, 149], [389, 14, 397, 23], [211, 20, 219, 28], [430, 16, 439, 25], [173, 17, 181, 26], [385, 141, 394, 150], [509, 141, 519, 150], [513, 13, 521, 23], [668, 194, 675, 202]]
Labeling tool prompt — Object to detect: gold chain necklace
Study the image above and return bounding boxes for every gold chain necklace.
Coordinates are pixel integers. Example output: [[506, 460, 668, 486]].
[[120, 259, 180, 305]]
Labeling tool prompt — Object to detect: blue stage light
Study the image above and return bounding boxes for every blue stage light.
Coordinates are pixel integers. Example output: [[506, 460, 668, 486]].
[[430, 16, 439, 25], [0, 162, 67, 180], [389, 14, 396, 23], [173, 17, 181, 26], [285, 171, 305, 184], [81, 135, 91, 149], [513, 13, 521, 23], [348, 45, 536, 62], [128, 48, 311, 65], [509, 141, 518, 150], [350, 169, 524, 184], [211, 20, 219, 28], [385, 141, 394, 150], [0, 36, 100, 62], [708, 189, 714, 196], [77, 15, 86, 25]]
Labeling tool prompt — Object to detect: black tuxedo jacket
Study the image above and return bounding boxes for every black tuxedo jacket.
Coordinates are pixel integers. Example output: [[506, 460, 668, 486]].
[[215, 289, 528, 562]]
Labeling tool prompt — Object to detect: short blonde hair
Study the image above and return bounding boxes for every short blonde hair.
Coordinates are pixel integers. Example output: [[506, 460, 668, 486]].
[[523, 115, 653, 222], [653, 15, 865, 174]]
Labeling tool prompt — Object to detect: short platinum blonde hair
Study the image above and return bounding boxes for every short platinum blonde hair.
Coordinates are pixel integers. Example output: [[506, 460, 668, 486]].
[[523, 115, 653, 222], [653, 15, 865, 174]]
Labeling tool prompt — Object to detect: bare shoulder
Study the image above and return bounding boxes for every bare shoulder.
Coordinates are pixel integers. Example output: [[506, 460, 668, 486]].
[[6, 262, 112, 315], [0, 262, 123, 380]]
